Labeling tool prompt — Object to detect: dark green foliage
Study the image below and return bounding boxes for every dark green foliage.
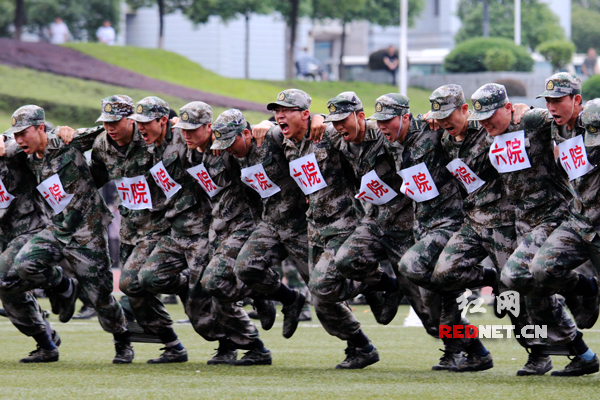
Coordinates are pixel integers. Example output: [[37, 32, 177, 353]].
[[583, 75, 600, 100], [444, 37, 534, 73]]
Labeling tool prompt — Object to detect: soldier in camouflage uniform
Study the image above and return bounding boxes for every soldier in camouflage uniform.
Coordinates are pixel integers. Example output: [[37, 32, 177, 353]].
[[326, 92, 458, 369], [464, 83, 597, 377], [215, 106, 310, 340], [531, 74, 599, 331], [3, 105, 131, 363], [428, 84, 558, 375], [0, 116, 60, 362], [273, 89, 379, 369], [528, 76, 600, 376], [140, 101, 273, 365], [88, 95, 187, 363], [184, 108, 273, 366], [370, 92, 492, 372]]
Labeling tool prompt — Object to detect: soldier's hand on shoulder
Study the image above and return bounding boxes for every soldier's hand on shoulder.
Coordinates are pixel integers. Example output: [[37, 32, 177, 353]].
[[0, 135, 5, 157], [252, 120, 274, 148], [309, 114, 326, 143], [422, 111, 439, 131], [511, 103, 530, 124], [57, 126, 75, 144]]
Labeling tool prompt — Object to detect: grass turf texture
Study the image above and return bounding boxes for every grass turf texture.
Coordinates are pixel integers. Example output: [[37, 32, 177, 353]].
[[0, 65, 270, 133], [1, 301, 598, 400], [65, 43, 433, 116]]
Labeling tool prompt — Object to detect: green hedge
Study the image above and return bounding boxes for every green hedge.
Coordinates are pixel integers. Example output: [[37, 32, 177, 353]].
[[444, 37, 534, 73], [0, 94, 99, 128], [583, 75, 600, 100]]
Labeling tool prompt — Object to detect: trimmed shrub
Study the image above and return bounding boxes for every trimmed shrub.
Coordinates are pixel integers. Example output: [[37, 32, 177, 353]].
[[537, 39, 575, 72], [583, 75, 600, 100], [444, 37, 534, 73], [484, 48, 516, 72]]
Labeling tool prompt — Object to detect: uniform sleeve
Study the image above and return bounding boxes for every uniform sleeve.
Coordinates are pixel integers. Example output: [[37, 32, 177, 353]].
[[90, 138, 110, 189], [3, 134, 25, 158], [64, 125, 106, 153]]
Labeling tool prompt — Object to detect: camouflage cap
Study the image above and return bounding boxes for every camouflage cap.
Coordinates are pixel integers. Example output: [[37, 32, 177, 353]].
[[5, 105, 45, 135], [127, 96, 170, 123], [428, 84, 466, 119], [536, 72, 582, 99], [174, 101, 212, 130], [267, 89, 312, 111], [582, 98, 600, 146], [210, 109, 246, 150], [367, 93, 410, 121], [324, 91, 364, 122], [467, 83, 509, 121], [96, 95, 135, 123]]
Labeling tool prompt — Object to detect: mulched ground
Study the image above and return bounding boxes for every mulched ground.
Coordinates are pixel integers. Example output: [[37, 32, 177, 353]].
[[0, 38, 268, 113]]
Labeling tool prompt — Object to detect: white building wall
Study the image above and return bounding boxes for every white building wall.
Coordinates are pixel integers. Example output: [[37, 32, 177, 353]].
[[125, 6, 288, 80]]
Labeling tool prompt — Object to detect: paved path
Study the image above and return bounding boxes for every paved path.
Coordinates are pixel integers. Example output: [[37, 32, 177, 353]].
[[0, 38, 268, 113]]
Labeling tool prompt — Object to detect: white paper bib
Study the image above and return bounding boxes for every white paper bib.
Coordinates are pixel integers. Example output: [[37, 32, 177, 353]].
[[187, 164, 224, 198], [114, 175, 153, 210], [36, 173, 74, 214], [289, 153, 328, 195], [0, 177, 15, 209], [489, 130, 531, 173], [558, 135, 594, 181], [397, 162, 440, 202], [241, 164, 281, 199], [446, 159, 486, 194], [355, 170, 398, 205], [150, 161, 182, 199]]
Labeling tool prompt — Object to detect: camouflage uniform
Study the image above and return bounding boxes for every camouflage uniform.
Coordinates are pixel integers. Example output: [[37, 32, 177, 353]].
[[91, 96, 174, 338], [233, 122, 309, 296], [431, 85, 516, 291], [394, 113, 464, 291], [280, 93, 364, 341], [185, 109, 263, 346], [0, 135, 47, 338], [330, 92, 442, 336], [531, 79, 600, 295], [8, 105, 127, 336], [369, 94, 482, 354], [141, 102, 254, 346], [464, 84, 577, 347]]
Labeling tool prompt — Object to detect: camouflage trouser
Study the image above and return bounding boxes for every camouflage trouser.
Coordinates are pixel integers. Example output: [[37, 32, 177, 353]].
[[309, 233, 367, 303], [119, 235, 173, 336], [500, 220, 577, 346], [433, 224, 516, 291], [531, 221, 600, 293], [235, 221, 308, 295], [308, 236, 364, 340], [14, 228, 127, 334], [201, 217, 256, 302], [335, 223, 443, 337], [138, 233, 259, 347], [397, 226, 485, 349], [139, 234, 200, 296], [398, 227, 458, 291], [0, 233, 46, 337]]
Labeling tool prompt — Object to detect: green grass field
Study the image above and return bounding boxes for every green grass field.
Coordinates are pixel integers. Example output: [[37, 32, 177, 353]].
[[65, 43, 433, 116], [1, 301, 599, 400], [0, 65, 270, 132]]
